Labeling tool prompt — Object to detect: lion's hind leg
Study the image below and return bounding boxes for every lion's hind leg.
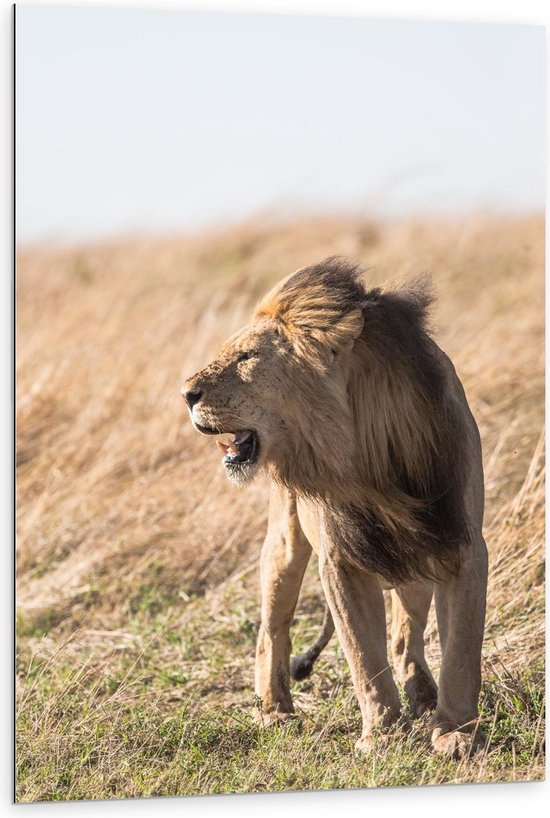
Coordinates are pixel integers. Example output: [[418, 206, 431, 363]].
[[391, 581, 438, 718]]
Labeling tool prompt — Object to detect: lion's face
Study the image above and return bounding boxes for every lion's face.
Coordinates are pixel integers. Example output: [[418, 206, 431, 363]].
[[183, 320, 301, 485], [183, 262, 366, 489]]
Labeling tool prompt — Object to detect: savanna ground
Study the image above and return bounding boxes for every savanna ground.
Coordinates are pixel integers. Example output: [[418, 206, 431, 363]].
[[16, 214, 545, 801]]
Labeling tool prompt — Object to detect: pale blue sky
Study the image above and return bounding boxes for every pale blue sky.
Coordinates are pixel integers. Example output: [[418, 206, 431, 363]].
[[16, 5, 545, 243]]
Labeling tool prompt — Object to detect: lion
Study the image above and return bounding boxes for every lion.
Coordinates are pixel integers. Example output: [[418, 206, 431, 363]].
[[182, 258, 488, 758]]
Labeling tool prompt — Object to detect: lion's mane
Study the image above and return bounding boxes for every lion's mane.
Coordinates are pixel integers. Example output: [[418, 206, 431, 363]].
[[254, 258, 471, 583]]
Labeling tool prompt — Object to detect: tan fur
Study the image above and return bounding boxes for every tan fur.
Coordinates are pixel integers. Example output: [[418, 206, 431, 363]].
[[184, 258, 488, 758]]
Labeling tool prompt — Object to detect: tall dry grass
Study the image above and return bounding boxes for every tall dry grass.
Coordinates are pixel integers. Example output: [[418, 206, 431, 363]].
[[17, 215, 544, 641], [15, 214, 545, 797]]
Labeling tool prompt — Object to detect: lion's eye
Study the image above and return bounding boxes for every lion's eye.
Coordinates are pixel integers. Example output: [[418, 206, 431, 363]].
[[236, 351, 255, 363]]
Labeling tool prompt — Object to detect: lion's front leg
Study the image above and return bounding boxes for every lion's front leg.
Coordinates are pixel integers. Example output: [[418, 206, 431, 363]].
[[432, 537, 488, 758], [319, 540, 402, 753], [254, 486, 311, 726]]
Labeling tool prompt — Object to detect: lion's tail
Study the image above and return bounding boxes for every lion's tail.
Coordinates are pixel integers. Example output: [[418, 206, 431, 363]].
[[290, 604, 335, 681]]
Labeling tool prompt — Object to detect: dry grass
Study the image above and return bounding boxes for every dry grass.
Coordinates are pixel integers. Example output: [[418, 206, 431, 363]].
[[16, 214, 545, 800]]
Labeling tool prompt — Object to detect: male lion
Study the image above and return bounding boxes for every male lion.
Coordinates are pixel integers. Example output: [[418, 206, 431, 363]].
[[182, 258, 488, 758]]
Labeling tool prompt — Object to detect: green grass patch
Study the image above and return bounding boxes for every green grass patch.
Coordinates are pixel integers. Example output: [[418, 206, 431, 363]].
[[16, 586, 545, 802]]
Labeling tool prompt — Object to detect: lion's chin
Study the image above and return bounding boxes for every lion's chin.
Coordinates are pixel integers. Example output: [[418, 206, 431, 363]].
[[223, 460, 260, 486]]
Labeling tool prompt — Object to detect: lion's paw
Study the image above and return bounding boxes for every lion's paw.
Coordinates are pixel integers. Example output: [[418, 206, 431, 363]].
[[404, 668, 438, 719], [355, 722, 410, 755], [411, 695, 438, 719], [355, 733, 380, 754], [431, 728, 486, 759], [253, 709, 297, 728]]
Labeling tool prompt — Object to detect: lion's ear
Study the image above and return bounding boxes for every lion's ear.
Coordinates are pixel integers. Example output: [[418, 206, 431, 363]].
[[339, 310, 364, 351], [320, 309, 363, 369], [325, 309, 364, 356]]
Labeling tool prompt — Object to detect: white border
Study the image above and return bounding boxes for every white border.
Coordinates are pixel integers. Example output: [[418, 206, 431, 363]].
[[9, 0, 550, 25], [4, 1, 548, 816]]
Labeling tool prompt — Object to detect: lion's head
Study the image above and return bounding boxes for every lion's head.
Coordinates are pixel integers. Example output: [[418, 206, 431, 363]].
[[182, 259, 366, 490]]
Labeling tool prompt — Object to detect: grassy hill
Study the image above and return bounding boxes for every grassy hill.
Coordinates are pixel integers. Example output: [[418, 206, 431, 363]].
[[16, 214, 545, 800]]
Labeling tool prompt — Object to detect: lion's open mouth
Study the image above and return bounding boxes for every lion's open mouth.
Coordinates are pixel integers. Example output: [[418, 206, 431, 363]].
[[216, 430, 259, 467]]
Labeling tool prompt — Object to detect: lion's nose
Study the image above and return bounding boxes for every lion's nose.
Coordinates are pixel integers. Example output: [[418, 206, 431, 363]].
[[182, 388, 203, 409]]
